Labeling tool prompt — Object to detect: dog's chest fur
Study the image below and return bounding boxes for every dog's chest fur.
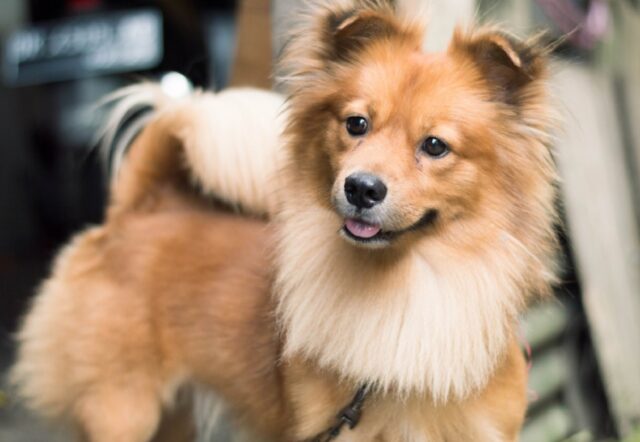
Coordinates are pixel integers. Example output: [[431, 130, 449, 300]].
[[275, 206, 525, 402]]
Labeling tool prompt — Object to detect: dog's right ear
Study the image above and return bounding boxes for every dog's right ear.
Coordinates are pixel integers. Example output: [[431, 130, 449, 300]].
[[278, 2, 423, 90], [326, 8, 407, 61]]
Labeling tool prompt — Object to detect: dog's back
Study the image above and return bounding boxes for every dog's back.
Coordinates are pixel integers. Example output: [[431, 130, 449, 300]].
[[10, 86, 288, 441]]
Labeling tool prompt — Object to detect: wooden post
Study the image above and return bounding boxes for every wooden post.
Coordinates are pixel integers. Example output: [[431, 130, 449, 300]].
[[230, 0, 272, 89], [553, 63, 640, 435], [614, 1, 640, 211]]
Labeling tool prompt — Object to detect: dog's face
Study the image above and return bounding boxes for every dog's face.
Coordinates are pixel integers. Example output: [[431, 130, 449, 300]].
[[283, 5, 552, 250], [328, 48, 501, 248]]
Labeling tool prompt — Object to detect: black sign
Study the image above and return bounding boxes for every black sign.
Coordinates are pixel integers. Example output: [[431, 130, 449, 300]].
[[3, 9, 163, 86]]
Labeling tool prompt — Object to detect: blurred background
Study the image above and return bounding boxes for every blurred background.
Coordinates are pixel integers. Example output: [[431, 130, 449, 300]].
[[0, 0, 638, 441]]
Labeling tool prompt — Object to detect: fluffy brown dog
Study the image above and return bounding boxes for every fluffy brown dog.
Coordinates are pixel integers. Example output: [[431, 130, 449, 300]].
[[11, 1, 559, 441]]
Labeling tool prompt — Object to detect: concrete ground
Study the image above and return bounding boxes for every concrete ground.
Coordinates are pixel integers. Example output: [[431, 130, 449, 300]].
[[0, 401, 70, 442], [0, 333, 238, 442]]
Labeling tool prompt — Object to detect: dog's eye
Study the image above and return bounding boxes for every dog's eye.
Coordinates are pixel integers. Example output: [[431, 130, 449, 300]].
[[346, 116, 369, 136], [421, 136, 449, 158]]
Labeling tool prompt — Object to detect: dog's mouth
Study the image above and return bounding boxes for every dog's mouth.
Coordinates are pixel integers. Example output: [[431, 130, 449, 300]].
[[341, 209, 438, 245]]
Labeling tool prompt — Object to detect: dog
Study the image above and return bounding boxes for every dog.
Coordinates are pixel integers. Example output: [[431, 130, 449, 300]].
[[11, 1, 559, 441]]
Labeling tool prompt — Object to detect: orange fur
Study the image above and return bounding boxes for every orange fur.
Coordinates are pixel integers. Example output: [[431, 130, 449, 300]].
[[11, 1, 558, 441]]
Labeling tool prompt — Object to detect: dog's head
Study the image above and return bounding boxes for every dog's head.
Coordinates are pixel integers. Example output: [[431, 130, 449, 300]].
[[279, 1, 556, 253]]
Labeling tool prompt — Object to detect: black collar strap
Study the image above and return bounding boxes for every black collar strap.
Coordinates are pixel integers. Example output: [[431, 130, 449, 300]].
[[310, 384, 370, 442]]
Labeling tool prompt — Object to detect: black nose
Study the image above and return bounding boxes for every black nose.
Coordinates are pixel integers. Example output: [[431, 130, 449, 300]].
[[344, 173, 388, 209]]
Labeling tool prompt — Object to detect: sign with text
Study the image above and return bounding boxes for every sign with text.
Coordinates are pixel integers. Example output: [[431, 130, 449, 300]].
[[3, 9, 163, 86]]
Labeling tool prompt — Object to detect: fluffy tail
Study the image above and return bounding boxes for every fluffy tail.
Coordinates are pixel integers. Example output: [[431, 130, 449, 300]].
[[100, 83, 287, 219]]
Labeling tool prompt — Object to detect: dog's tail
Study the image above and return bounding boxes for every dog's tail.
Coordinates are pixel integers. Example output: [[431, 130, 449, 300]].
[[100, 83, 287, 219]]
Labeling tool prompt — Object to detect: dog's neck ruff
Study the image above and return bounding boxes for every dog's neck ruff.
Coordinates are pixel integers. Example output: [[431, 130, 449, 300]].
[[275, 205, 528, 402]]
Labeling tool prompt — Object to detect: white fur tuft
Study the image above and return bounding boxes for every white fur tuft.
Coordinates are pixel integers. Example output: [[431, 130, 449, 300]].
[[173, 88, 288, 216], [98, 84, 287, 217]]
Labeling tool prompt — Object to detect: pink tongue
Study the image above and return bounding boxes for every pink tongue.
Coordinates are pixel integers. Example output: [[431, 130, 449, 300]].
[[345, 218, 382, 239]]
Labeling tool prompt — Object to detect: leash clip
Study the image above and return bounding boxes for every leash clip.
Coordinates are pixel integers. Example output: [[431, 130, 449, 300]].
[[337, 404, 362, 429], [317, 384, 369, 441]]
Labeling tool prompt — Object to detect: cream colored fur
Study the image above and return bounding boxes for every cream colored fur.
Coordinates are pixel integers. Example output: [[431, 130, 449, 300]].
[[174, 89, 287, 216]]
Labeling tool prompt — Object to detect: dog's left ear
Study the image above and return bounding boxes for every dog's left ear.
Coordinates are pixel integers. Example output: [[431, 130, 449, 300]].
[[451, 29, 547, 105]]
